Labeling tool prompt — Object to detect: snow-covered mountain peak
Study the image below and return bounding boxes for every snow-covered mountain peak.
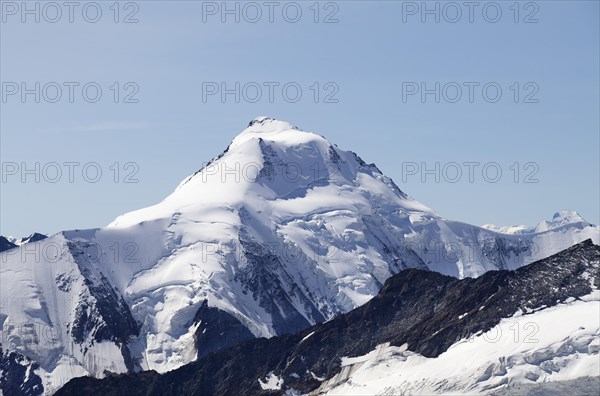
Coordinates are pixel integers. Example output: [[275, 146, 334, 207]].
[[110, 118, 426, 228], [247, 116, 296, 130], [552, 209, 585, 221], [536, 209, 588, 232], [0, 232, 47, 251], [232, 116, 316, 148], [3, 118, 599, 394], [482, 209, 592, 235], [238, 116, 298, 139]]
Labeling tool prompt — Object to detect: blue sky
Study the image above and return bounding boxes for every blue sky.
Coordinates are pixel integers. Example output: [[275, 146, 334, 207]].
[[1, 0, 599, 237]]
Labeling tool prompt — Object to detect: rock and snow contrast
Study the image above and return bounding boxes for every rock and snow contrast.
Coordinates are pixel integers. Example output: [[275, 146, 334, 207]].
[[0, 237, 17, 253], [1, 117, 599, 395], [55, 240, 600, 396], [321, 297, 600, 395], [0, 233, 47, 253]]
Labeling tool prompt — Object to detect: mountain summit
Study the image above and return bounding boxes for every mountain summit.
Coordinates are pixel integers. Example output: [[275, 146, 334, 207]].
[[483, 209, 592, 235], [1, 118, 598, 394], [110, 116, 424, 228]]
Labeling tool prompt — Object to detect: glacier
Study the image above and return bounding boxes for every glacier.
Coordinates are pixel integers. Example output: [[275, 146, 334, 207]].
[[1, 117, 598, 394], [318, 293, 600, 395]]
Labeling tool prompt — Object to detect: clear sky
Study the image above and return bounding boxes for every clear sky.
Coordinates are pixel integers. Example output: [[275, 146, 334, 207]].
[[1, 0, 599, 237]]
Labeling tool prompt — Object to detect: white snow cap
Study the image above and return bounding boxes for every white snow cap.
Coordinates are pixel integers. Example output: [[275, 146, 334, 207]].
[[245, 116, 297, 133], [483, 210, 590, 235], [231, 116, 303, 148], [248, 116, 294, 127], [536, 210, 588, 232]]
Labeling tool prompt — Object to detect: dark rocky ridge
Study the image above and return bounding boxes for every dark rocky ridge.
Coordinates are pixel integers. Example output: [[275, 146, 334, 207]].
[[0, 233, 48, 253], [56, 239, 599, 396], [0, 236, 17, 253], [193, 300, 254, 359], [0, 348, 44, 396], [19, 233, 48, 244]]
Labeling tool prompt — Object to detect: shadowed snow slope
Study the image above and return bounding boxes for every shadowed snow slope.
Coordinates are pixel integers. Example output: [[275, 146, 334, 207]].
[[1, 118, 598, 394]]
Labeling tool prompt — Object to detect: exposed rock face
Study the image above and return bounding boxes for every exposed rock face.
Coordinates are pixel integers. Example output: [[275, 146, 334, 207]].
[[0, 236, 17, 253], [0, 348, 44, 396], [20, 233, 48, 244], [193, 301, 254, 359]]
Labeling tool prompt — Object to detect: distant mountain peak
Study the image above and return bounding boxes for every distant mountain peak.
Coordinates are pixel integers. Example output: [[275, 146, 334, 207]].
[[0, 236, 17, 252], [483, 209, 591, 235], [0, 232, 47, 251], [536, 210, 588, 231], [20, 232, 48, 244], [552, 209, 583, 220]]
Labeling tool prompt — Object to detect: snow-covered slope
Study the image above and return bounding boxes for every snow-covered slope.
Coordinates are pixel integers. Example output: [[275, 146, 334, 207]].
[[0, 234, 139, 394], [1, 117, 598, 394], [319, 294, 600, 395], [54, 239, 600, 396]]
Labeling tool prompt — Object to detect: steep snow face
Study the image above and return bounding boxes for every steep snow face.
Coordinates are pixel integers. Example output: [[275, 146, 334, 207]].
[[0, 234, 139, 394], [319, 293, 600, 395], [1, 118, 599, 393], [102, 118, 597, 372], [110, 116, 430, 229], [102, 116, 443, 371]]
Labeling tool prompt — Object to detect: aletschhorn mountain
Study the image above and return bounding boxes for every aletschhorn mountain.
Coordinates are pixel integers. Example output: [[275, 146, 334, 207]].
[[1, 117, 598, 394]]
